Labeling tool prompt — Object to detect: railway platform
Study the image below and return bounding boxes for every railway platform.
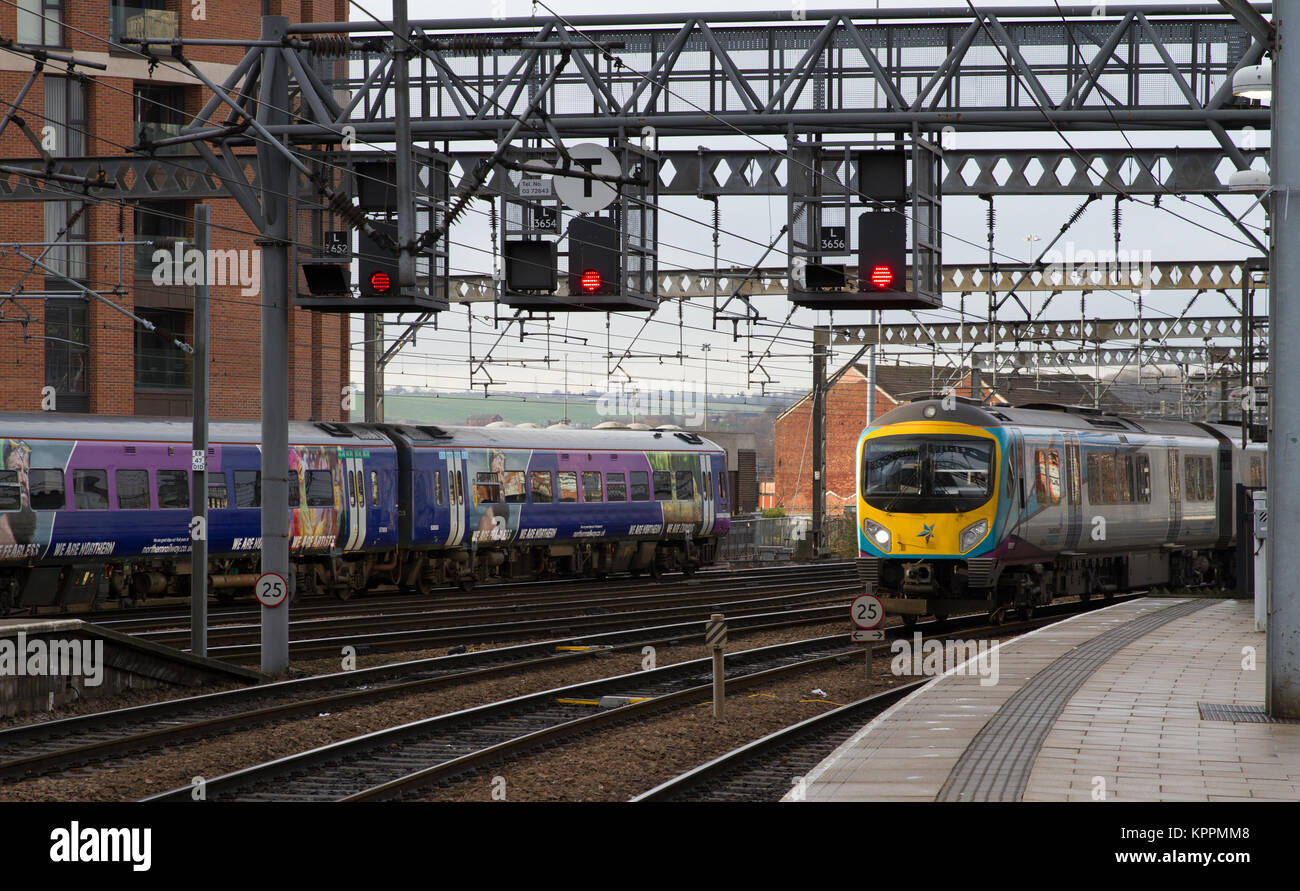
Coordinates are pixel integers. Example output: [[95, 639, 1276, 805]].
[[790, 597, 1300, 802]]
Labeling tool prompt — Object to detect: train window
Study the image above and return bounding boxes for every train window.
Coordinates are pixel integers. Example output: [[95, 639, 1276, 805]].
[[73, 469, 109, 510], [1115, 455, 1134, 503], [719, 470, 727, 501], [433, 471, 444, 505], [0, 471, 19, 510], [630, 471, 650, 501], [530, 471, 553, 503], [503, 470, 526, 504], [1185, 456, 1214, 502], [653, 471, 673, 501], [675, 471, 695, 500], [116, 469, 150, 510], [607, 472, 627, 502], [371, 471, 379, 507], [288, 471, 300, 508], [582, 471, 603, 502], [1066, 447, 1081, 506], [1086, 452, 1115, 504], [346, 470, 355, 506], [455, 471, 464, 504], [235, 471, 261, 508], [703, 472, 711, 500], [476, 472, 502, 504], [1034, 450, 1061, 506], [1135, 454, 1151, 504], [157, 470, 189, 509], [30, 469, 64, 510], [305, 470, 333, 507], [1250, 456, 1265, 488], [557, 472, 578, 503], [208, 472, 229, 510]]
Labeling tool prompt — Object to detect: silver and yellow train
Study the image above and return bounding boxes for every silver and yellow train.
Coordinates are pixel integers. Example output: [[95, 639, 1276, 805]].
[[855, 398, 1264, 623]]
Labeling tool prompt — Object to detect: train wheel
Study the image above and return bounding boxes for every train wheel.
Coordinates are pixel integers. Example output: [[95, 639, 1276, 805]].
[[902, 614, 918, 630], [933, 613, 948, 625], [649, 560, 664, 582], [988, 608, 1005, 625], [1020, 603, 1034, 620], [628, 567, 642, 579], [682, 563, 697, 578], [458, 576, 475, 593]]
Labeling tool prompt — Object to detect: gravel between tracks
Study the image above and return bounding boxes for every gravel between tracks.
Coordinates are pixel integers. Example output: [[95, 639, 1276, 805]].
[[0, 620, 854, 801], [418, 654, 916, 803]]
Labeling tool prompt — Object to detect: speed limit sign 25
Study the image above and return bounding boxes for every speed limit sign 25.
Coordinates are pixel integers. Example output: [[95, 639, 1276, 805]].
[[256, 572, 290, 608], [851, 593, 883, 630]]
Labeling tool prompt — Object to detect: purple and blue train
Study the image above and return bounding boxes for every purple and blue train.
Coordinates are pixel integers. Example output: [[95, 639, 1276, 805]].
[[0, 413, 731, 609]]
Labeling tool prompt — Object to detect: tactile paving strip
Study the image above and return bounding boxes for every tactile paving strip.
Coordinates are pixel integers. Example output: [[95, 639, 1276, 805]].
[[938, 599, 1215, 802], [1198, 703, 1300, 725]]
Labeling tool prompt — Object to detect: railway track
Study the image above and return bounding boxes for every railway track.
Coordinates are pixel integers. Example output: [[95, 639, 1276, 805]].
[[0, 602, 850, 781], [630, 682, 928, 802], [155, 579, 861, 662], [145, 596, 1137, 803], [144, 635, 867, 802], [79, 563, 854, 632], [631, 595, 1144, 802]]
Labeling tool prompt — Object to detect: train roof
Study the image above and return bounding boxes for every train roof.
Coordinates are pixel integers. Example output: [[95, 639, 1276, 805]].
[[869, 398, 1250, 442], [381, 423, 724, 452], [0, 413, 389, 447], [0, 414, 725, 453]]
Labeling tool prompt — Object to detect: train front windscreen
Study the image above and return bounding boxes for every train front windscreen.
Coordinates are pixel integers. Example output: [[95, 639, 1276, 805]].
[[861, 434, 995, 514]]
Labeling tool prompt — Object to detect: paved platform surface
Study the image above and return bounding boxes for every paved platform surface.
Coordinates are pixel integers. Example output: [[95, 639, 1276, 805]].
[[791, 598, 1300, 801]]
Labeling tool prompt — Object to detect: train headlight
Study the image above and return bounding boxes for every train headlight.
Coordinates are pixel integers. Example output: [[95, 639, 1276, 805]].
[[959, 519, 989, 553], [863, 519, 891, 552]]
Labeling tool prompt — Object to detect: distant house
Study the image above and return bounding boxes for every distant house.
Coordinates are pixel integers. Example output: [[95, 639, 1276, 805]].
[[466, 413, 504, 426], [772, 361, 1126, 514]]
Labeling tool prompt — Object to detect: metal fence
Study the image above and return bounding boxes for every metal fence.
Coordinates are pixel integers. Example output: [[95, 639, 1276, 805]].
[[720, 513, 860, 562]]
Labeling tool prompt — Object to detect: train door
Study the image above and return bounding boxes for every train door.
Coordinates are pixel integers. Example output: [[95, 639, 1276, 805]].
[[1005, 429, 1026, 535], [342, 455, 366, 551], [698, 454, 715, 536], [444, 452, 466, 547], [1063, 435, 1083, 550], [1166, 446, 1182, 542]]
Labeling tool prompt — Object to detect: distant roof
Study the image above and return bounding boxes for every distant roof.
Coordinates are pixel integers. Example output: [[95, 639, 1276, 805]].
[[990, 372, 1130, 414], [856, 363, 969, 402], [776, 361, 1126, 422]]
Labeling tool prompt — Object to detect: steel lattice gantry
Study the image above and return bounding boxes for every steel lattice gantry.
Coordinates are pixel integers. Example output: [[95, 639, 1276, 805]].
[[293, 5, 1269, 140]]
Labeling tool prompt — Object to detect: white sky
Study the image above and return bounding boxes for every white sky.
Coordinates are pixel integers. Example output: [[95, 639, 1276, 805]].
[[344, 1, 1270, 401]]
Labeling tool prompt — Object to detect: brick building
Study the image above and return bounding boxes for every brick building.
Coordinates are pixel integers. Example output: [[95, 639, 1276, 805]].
[[0, 1, 349, 420], [773, 362, 1128, 513]]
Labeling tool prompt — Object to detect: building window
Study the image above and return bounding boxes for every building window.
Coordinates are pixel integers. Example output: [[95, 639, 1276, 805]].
[[134, 82, 189, 154], [18, 0, 62, 47], [44, 299, 88, 412], [111, 0, 176, 48], [134, 307, 192, 390], [134, 200, 188, 274], [44, 75, 85, 157]]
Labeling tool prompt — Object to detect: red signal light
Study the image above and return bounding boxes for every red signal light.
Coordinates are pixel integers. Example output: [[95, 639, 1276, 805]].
[[869, 264, 894, 289], [369, 270, 391, 293], [579, 269, 602, 293]]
